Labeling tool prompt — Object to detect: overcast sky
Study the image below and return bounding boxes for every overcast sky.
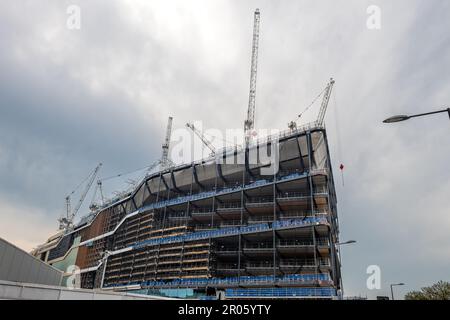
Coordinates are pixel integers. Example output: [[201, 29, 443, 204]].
[[1, 0, 449, 299]]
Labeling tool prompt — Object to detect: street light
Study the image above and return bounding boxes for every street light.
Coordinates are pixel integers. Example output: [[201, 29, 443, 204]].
[[336, 240, 357, 246], [383, 108, 450, 123], [335, 240, 357, 299], [390, 283, 405, 300]]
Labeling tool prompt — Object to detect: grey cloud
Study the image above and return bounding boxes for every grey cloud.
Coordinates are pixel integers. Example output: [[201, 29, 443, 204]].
[[0, 0, 449, 299]]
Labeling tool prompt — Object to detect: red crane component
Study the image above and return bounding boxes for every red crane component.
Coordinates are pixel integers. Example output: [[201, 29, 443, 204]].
[[339, 164, 345, 187]]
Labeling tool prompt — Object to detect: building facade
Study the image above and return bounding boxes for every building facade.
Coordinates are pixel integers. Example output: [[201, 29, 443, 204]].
[[33, 125, 341, 299]]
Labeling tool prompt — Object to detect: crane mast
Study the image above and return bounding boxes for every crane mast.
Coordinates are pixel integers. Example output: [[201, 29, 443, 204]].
[[186, 123, 216, 156], [59, 163, 102, 230], [161, 116, 173, 169], [316, 78, 335, 126], [244, 9, 260, 146]]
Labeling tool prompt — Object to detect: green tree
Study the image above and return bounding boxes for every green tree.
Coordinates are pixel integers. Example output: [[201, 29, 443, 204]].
[[405, 281, 450, 300]]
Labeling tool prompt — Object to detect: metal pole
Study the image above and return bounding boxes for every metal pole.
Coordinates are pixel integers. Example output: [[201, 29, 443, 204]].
[[409, 108, 450, 119], [390, 284, 394, 301], [337, 246, 343, 298]]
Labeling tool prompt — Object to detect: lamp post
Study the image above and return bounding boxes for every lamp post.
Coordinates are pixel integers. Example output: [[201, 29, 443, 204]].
[[336, 240, 357, 246], [335, 240, 357, 299], [383, 108, 450, 124], [390, 283, 405, 300]]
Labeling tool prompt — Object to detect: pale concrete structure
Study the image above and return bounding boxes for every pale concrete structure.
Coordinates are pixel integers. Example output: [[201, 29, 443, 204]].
[[0, 280, 175, 300], [0, 237, 63, 286]]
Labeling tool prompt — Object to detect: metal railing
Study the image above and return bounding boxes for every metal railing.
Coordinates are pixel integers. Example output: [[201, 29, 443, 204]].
[[278, 239, 329, 247], [137, 170, 314, 214], [215, 247, 239, 253], [219, 220, 242, 227], [225, 287, 336, 298], [217, 203, 242, 210], [244, 243, 273, 249], [278, 189, 328, 199], [279, 258, 330, 267], [130, 217, 329, 251], [104, 273, 332, 289]]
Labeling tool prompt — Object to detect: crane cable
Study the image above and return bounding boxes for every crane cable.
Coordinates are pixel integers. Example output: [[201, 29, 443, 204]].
[[89, 184, 97, 207], [99, 163, 158, 182], [66, 166, 99, 198], [290, 85, 328, 125], [90, 162, 160, 205], [332, 84, 345, 187], [188, 125, 244, 150]]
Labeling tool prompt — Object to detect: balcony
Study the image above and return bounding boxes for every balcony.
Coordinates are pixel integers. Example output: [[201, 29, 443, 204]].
[[279, 258, 330, 269], [277, 240, 329, 248], [214, 247, 239, 257], [216, 264, 245, 275], [242, 243, 274, 256], [138, 171, 312, 213]]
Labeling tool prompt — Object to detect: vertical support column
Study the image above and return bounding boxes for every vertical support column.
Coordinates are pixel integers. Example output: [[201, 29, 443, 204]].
[[306, 131, 316, 214], [147, 174, 162, 282], [179, 164, 195, 280], [312, 226, 319, 274], [208, 163, 219, 276], [237, 158, 246, 280], [328, 231, 338, 288], [272, 175, 277, 279], [322, 129, 341, 291], [326, 174, 337, 287], [161, 173, 171, 230], [99, 256, 108, 289], [238, 147, 251, 281], [306, 131, 318, 274], [154, 171, 170, 281], [122, 204, 132, 284]]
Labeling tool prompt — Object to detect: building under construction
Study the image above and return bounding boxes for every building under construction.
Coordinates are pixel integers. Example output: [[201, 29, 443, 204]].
[[32, 9, 343, 300]]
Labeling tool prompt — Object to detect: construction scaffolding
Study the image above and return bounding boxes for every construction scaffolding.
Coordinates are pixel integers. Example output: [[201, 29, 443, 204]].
[[34, 124, 341, 299]]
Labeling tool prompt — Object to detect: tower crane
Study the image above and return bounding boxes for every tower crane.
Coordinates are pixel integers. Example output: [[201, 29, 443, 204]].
[[244, 8, 261, 147], [160, 116, 174, 169], [91, 116, 175, 209], [88, 179, 105, 211], [58, 163, 102, 230], [316, 78, 335, 127], [289, 78, 335, 130], [186, 123, 216, 157], [146, 116, 176, 173]]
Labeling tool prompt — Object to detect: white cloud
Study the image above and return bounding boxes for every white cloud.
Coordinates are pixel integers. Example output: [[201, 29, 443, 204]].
[[0, 196, 57, 252]]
